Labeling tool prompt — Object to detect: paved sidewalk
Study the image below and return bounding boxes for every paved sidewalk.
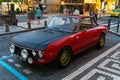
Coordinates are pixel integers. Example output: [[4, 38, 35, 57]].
[[0, 14, 55, 35], [17, 13, 54, 28]]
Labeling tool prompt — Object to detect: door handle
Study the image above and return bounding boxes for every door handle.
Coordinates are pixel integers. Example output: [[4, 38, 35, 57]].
[[76, 36, 79, 39]]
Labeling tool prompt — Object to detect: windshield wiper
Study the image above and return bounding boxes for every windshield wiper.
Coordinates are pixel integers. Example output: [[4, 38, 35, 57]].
[[52, 27, 61, 30], [42, 28, 54, 33], [50, 27, 73, 33]]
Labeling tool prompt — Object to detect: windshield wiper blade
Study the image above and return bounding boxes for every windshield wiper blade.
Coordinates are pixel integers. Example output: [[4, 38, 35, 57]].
[[42, 28, 54, 33], [52, 27, 61, 30]]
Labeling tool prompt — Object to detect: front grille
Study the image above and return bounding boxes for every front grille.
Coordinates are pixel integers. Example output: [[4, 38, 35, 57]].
[[14, 46, 32, 57]]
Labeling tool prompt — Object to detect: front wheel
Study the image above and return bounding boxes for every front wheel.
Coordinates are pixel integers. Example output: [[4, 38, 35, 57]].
[[96, 34, 105, 49], [55, 47, 72, 68]]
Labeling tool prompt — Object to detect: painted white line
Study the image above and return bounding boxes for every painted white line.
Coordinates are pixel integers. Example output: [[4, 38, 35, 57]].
[[80, 69, 120, 80], [110, 51, 120, 59], [23, 69, 32, 74], [14, 64, 21, 68], [62, 43, 120, 80], [2, 56, 7, 58], [112, 63, 120, 69], [110, 24, 117, 28], [7, 59, 14, 63], [97, 76, 105, 80], [98, 59, 120, 74]]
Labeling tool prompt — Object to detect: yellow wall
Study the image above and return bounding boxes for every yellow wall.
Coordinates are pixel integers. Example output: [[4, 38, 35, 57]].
[[96, 0, 116, 11]]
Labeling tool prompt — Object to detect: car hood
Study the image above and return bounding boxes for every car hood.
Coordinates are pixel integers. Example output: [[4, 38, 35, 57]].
[[11, 29, 72, 50]]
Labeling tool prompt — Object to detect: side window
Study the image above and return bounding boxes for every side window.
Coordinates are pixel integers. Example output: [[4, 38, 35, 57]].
[[91, 18, 98, 27], [71, 18, 79, 24], [65, 17, 71, 24], [80, 18, 92, 29]]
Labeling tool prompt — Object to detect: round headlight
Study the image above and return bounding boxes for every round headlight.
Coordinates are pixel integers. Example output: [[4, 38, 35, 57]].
[[28, 57, 33, 64], [38, 51, 44, 58], [32, 50, 36, 56], [21, 49, 28, 59], [10, 44, 15, 54]]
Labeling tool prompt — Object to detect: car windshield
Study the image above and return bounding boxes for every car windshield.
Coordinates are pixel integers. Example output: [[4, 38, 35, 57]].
[[48, 16, 79, 32], [114, 9, 120, 12]]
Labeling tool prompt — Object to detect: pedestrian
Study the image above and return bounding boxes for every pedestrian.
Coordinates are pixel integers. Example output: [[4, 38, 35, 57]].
[[63, 6, 67, 14], [90, 8, 98, 21], [30, 9, 35, 24], [36, 7, 42, 24], [102, 8, 106, 15], [73, 8, 80, 15], [27, 8, 35, 24], [94, 8, 98, 21], [80, 9, 83, 15]]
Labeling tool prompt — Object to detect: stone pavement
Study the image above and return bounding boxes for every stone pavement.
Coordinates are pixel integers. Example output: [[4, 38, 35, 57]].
[[0, 14, 55, 35], [0, 13, 119, 36]]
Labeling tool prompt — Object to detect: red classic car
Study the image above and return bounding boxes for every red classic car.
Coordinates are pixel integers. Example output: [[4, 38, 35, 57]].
[[10, 15, 108, 68]]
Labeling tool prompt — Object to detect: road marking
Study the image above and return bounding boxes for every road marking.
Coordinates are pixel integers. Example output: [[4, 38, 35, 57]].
[[97, 76, 105, 80], [106, 37, 120, 40], [1, 55, 12, 60], [110, 51, 120, 59], [112, 63, 120, 69], [0, 59, 28, 80], [14, 64, 22, 68], [7, 59, 14, 63], [98, 59, 120, 74], [23, 69, 32, 74], [0, 55, 28, 80], [110, 24, 117, 28], [80, 69, 120, 80], [62, 43, 120, 80]]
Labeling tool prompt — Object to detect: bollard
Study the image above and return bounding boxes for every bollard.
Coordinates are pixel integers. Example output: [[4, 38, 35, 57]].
[[117, 20, 120, 33], [27, 22, 31, 29], [44, 20, 47, 26], [5, 24, 9, 32], [108, 19, 111, 29], [16, 19, 18, 25]]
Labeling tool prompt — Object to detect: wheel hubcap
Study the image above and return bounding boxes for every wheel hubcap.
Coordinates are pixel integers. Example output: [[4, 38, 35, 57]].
[[60, 50, 70, 66], [100, 36, 105, 47]]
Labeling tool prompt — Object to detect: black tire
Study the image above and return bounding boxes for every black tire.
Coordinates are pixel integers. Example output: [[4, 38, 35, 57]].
[[96, 34, 105, 49], [55, 47, 72, 68]]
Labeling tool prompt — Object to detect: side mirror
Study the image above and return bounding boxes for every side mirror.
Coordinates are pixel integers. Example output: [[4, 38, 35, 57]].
[[44, 20, 47, 26]]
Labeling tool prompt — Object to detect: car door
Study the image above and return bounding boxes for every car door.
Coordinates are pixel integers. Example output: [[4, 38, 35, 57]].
[[78, 18, 97, 48], [70, 18, 94, 54], [69, 31, 87, 54], [77, 17, 97, 50]]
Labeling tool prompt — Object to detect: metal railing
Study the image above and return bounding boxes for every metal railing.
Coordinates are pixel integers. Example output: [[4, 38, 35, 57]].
[[108, 18, 120, 34]]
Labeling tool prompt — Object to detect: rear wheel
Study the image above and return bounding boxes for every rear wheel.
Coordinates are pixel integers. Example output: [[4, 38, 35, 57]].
[[96, 34, 105, 49], [55, 47, 72, 68]]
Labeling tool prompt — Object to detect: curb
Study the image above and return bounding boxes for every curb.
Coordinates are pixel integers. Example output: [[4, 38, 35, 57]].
[[0, 27, 45, 36], [108, 30, 120, 37]]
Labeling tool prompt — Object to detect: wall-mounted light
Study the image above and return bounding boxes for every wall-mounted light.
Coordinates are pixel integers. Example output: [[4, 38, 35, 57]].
[[61, 1, 64, 5]]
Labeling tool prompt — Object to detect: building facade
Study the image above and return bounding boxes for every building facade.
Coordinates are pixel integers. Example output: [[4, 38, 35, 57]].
[[1, 0, 119, 14], [41, 0, 119, 13]]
